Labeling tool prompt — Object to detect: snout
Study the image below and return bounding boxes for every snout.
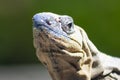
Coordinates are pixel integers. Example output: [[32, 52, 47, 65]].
[[32, 13, 47, 28]]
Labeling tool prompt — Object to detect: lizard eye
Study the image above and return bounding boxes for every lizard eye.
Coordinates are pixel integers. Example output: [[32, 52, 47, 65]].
[[67, 23, 73, 29], [62, 22, 74, 34]]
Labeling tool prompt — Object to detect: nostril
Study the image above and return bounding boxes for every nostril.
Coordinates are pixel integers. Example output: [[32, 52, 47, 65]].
[[46, 20, 51, 25]]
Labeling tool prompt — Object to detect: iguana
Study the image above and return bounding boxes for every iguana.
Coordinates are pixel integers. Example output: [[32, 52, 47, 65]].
[[32, 12, 120, 80]]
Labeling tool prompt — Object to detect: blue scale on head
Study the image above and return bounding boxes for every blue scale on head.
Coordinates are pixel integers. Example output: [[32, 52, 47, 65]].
[[32, 13, 70, 40]]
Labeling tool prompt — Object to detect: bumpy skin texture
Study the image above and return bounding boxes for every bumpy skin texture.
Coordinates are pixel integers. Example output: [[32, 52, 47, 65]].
[[33, 12, 120, 80]]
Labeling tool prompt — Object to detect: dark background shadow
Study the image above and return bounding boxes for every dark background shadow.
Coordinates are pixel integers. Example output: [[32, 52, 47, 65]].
[[0, 0, 120, 65]]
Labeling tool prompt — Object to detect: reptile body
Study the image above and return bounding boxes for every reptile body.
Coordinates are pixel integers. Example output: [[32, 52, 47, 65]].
[[33, 12, 120, 80]]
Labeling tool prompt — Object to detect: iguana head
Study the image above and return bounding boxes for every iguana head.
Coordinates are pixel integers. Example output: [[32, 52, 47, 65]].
[[33, 12, 83, 53]]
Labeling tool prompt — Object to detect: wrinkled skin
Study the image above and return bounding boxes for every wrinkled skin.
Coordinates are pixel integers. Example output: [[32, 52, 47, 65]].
[[33, 12, 120, 80]]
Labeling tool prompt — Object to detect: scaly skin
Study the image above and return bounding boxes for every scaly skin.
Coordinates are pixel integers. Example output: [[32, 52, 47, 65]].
[[32, 12, 120, 80]]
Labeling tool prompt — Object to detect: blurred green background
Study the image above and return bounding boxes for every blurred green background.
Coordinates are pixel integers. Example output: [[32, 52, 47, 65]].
[[0, 0, 120, 65]]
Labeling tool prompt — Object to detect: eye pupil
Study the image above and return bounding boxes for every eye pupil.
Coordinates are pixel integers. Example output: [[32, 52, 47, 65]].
[[67, 23, 72, 28]]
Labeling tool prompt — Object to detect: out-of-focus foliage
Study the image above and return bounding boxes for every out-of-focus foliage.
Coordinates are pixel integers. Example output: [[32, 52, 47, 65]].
[[0, 0, 120, 64]]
